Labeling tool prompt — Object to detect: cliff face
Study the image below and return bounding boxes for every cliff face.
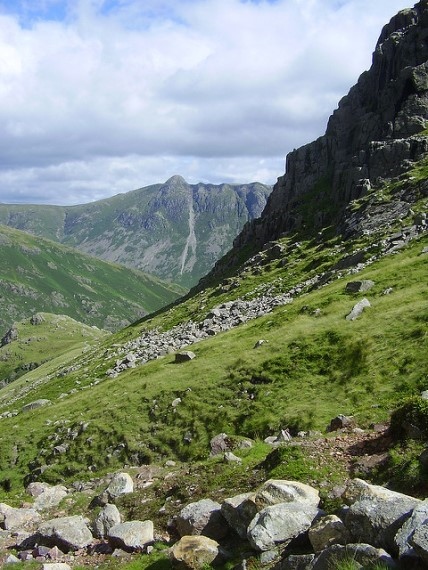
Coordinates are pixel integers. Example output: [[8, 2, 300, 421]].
[[234, 0, 428, 251]]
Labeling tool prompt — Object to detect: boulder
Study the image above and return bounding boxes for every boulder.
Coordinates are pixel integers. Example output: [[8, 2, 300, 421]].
[[345, 298, 371, 321], [395, 499, 428, 560], [37, 515, 93, 552], [175, 351, 196, 363], [345, 280, 375, 293], [169, 535, 224, 569], [108, 520, 154, 552], [311, 543, 396, 569], [176, 499, 228, 541], [0, 503, 41, 531], [106, 472, 134, 501], [32, 484, 68, 511], [411, 523, 428, 563], [22, 399, 51, 412], [247, 502, 320, 551], [254, 479, 320, 509], [221, 492, 258, 539], [343, 479, 421, 554], [93, 504, 122, 538], [327, 414, 356, 432], [308, 514, 351, 553], [42, 565, 72, 570]]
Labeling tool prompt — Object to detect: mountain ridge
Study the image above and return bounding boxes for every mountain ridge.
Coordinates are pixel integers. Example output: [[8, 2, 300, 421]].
[[201, 0, 428, 286], [0, 177, 272, 289]]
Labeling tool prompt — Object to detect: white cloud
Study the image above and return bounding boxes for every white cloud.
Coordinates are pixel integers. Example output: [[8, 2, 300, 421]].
[[0, 0, 413, 204]]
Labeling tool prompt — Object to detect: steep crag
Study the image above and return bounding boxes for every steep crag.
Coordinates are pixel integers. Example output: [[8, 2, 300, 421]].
[[226, 0, 428, 262]]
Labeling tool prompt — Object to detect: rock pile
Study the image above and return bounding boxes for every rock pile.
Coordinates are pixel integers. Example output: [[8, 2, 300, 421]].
[[106, 293, 293, 378], [2, 475, 428, 569]]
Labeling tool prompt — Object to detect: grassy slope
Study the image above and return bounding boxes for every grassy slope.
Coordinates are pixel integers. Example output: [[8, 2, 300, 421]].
[[0, 229, 426, 496], [0, 224, 184, 334], [0, 312, 110, 386]]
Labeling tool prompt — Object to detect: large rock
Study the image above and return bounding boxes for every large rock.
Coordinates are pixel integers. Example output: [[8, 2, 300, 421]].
[[108, 520, 154, 552], [0, 502, 41, 531], [176, 499, 228, 541], [345, 280, 375, 293], [344, 479, 421, 554], [37, 515, 93, 552], [308, 514, 351, 553], [93, 504, 122, 538], [411, 521, 428, 563], [247, 502, 320, 551], [254, 479, 320, 509], [106, 472, 134, 501], [42, 565, 72, 570], [311, 543, 396, 569], [29, 483, 68, 511], [221, 492, 258, 539], [169, 535, 224, 569], [395, 499, 428, 561]]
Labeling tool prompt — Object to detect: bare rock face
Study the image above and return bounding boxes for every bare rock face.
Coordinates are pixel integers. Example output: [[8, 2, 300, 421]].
[[254, 479, 320, 509], [221, 493, 258, 540], [311, 543, 396, 570], [343, 479, 421, 554], [206, 0, 428, 280], [93, 504, 122, 539], [0, 503, 41, 531]]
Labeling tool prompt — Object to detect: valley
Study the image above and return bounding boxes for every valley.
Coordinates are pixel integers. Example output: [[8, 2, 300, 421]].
[[0, 1, 428, 569]]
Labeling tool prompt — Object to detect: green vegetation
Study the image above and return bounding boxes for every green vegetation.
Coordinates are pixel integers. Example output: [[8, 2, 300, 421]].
[[0, 224, 425, 498], [0, 224, 184, 335], [0, 312, 109, 386]]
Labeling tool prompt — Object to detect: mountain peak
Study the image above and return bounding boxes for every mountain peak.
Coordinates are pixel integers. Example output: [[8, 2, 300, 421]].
[[164, 174, 188, 186]]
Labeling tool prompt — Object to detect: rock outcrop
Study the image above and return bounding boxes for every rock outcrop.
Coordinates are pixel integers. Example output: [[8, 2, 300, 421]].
[[205, 0, 428, 281]]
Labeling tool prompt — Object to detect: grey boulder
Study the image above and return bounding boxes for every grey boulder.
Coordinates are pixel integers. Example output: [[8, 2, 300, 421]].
[[108, 520, 154, 552], [176, 499, 228, 541], [37, 515, 93, 552], [247, 502, 320, 551]]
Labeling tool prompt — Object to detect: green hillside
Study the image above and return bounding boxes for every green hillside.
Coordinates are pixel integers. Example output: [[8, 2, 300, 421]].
[[0, 312, 110, 387], [0, 178, 271, 288], [0, 224, 184, 335], [0, 214, 426, 494]]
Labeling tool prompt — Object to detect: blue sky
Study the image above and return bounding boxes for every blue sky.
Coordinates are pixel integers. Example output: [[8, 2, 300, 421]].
[[0, 0, 414, 204]]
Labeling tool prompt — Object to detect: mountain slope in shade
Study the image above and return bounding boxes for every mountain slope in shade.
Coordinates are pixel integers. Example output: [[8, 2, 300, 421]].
[[0, 177, 272, 288]]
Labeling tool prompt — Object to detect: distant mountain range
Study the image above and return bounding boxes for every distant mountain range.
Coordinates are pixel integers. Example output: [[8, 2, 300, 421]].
[[0, 176, 272, 288]]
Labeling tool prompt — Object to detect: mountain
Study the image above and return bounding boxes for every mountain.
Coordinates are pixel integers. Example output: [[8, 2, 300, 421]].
[[0, 3, 427, 569], [0, 177, 272, 289], [0, 224, 184, 334], [202, 0, 428, 282]]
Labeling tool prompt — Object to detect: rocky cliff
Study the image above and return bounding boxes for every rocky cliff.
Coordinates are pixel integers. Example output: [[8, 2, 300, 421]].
[[228, 0, 428, 257]]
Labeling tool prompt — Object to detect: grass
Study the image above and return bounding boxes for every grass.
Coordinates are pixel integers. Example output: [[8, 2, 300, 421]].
[[0, 229, 426, 499], [0, 224, 184, 335]]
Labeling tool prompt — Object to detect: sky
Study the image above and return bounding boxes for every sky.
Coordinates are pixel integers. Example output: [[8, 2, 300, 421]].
[[0, 0, 414, 205]]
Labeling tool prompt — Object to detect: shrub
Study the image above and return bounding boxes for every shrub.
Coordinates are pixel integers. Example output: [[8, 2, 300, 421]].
[[390, 396, 428, 440]]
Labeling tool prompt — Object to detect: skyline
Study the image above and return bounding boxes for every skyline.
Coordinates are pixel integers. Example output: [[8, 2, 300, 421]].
[[0, 0, 414, 205]]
